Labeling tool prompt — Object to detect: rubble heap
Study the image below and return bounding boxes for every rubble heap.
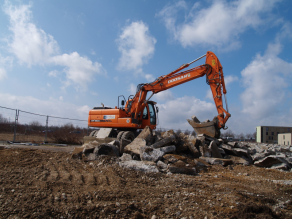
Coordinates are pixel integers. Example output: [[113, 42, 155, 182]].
[[74, 126, 292, 175]]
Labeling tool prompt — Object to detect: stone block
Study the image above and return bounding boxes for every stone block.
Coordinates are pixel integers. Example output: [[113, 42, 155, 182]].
[[140, 146, 164, 162], [119, 153, 132, 162], [124, 138, 146, 155], [200, 157, 233, 166], [209, 141, 222, 158], [93, 144, 120, 157], [168, 161, 196, 175], [71, 147, 83, 159], [119, 160, 159, 173]]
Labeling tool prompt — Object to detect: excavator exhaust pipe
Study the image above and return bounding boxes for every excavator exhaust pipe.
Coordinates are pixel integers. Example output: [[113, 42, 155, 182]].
[[187, 116, 220, 139]]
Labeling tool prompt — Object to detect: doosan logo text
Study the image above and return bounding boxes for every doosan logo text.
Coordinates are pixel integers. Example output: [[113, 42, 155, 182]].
[[168, 73, 190, 83]]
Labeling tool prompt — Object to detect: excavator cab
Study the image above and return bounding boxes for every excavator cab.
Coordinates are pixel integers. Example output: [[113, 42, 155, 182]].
[[141, 101, 158, 129]]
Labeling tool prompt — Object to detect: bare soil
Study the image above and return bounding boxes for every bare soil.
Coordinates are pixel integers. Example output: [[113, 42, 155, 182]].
[[0, 146, 291, 218]]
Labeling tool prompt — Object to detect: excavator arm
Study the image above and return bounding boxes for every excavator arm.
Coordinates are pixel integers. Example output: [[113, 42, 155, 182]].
[[126, 51, 231, 136]]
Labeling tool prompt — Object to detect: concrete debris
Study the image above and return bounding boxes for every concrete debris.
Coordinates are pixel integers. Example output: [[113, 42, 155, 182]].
[[208, 141, 223, 158], [95, 128, 113, 139], [119, 160, 159, 173], [93, 144, 120, 157], [140, 146, 164, 162], [200, 157, 233, 166], [168, 161, 197, 175], [136, 126, 153, 145], [120, 138, 131, 154], [151, 135, 176, 149], [124, 138, 146, 155], [77, 126, 292, 175], [156, 160, 168, 170], [119, 153, 133, 162]]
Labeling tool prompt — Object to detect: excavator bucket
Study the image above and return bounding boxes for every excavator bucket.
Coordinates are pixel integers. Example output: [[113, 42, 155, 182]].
[[187, 116, 220, 139]]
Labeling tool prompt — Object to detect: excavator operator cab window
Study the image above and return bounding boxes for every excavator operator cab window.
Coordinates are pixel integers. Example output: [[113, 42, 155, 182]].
[[148, 103, 156, 125], [142, 106, 148, 119]]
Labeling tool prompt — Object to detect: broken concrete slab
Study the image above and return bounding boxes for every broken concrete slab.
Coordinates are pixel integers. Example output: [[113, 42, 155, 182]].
[[270, 163, 290, 170], [124, 138, 146, 155], [254, 155, 291, 168], [71, 147, 84, 159], [209, 141, 222, 158], [157, 160, 168, 170], [199, 145, 211, 157], [95, 128, 113, 139], [119, 160, 159, 173], [120, 138, 131, 154], [151, 135, 176, 149], [87, 153, 98, 161], [228, 155, 251, 166], [168, 161, 197, 175], [140, 146, 164, 162], [93, 144, 120, 157], [232, 148, 249, 157], [119, 153, 133, 162], [159, 145, 176, 154], [200, 157, 233, 166], [163, 154, 188, 164], [161, 129, 175, 138], [137, 126, 153, 145]]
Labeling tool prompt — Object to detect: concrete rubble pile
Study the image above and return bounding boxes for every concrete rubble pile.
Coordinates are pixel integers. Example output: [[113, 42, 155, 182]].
[[73, 125, 292, 175]]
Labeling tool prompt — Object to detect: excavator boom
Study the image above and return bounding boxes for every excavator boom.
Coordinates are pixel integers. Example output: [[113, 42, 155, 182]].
[[126, 51, 231, 137]]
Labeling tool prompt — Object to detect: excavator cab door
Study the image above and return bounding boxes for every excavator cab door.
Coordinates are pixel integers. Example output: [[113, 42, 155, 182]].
[[148, 102, 156, 125]]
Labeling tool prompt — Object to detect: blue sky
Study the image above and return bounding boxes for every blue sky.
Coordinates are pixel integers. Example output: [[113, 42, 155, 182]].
[[0, 0, 292, 134]]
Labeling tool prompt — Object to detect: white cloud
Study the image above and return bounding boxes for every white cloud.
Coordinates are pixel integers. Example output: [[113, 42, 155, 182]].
[[4, 2, 59, 66], [3, 1, 106, 90], [59, 96, 63, 101], [153, 90, 174, 102], [145, 74, 155, 82], [114, 76, 118, 82], [157, 0, 280, 49], [116, 21, 156, 73], [50, 52, 106, 90], [128, 83, 136, 95], [157, 96, 216, 130], [240, 42, 292, 120], [48, 70, 58, 77], [0, 92, 89, 127], [47, 83, 51, 87], [0, 68, 7, 81]]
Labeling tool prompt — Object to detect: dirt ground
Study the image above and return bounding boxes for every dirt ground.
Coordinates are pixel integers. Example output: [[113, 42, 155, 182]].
[[0, 146, 291, 219]]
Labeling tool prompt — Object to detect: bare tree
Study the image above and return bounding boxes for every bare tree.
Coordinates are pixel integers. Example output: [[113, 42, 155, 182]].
[[184, 129, 190, 135], [176, 129, 182, 135], [237, 133, 245, 140], [29, 121, 42, 131], [221, 129, 235, 138], [191, 130, 197, 137], [245, 133, 253, 139]]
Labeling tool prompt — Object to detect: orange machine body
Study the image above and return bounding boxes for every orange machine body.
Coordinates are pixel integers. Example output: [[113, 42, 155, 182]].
[[88, 51, 230, 132]]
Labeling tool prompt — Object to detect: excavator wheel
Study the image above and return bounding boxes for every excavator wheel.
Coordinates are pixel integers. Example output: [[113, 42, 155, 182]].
[[89, 130, 98, 137], [122, 131, 135, 142], [117, 131, 125, 141]]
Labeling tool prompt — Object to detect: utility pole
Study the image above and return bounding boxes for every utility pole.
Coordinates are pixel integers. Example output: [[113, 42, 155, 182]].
[[13, 110, 19, 142], [44, 116, 49, 143]]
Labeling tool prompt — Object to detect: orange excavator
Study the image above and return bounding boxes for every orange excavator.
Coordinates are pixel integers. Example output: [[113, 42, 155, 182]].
[[88, 51, 231, 140]]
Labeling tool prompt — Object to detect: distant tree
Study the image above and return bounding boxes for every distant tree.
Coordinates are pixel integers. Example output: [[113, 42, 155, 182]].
[[29, 121, 42, 131], [237, 133, 245, 140], [184, 129, 190, 135], [221, 129, 235, 138], [176, 129, 182, 135], [245, 133, 253, 139], [191, 130, 197, 137], [253, 131, 256, 139], [0, 114, 9, 124]]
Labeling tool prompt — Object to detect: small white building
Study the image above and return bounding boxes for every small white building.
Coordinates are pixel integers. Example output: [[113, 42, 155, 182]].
[[278, 133, 292, 146]]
